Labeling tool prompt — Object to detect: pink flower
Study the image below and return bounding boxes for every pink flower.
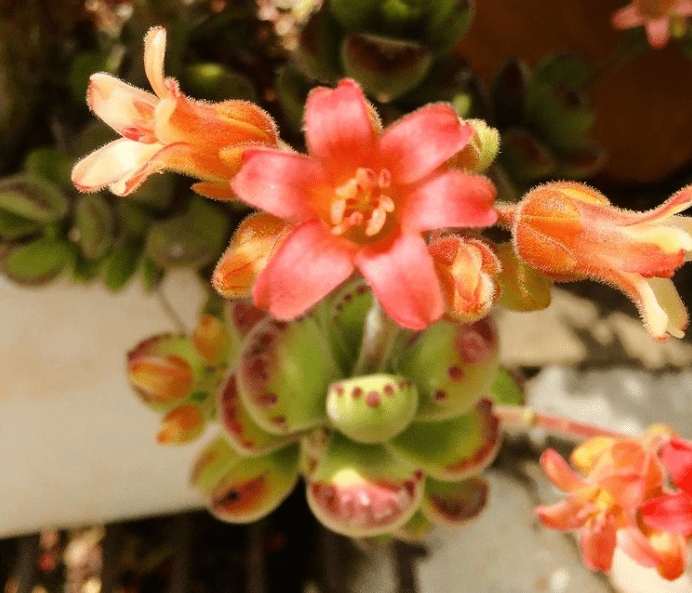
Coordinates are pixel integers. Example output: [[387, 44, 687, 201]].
[[502, 181, 692, 341], [611, 0, 692, 49], [227, 79, 497, 329], [642, 437, 692, 536], [72, 27, 277, 197], [535, 442, 664, 573]]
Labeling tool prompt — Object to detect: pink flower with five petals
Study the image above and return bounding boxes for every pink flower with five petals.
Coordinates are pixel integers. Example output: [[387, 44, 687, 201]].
[[71, 27, 277, 198], [611, 0, 692, 48], [227, 79, 497, 329]]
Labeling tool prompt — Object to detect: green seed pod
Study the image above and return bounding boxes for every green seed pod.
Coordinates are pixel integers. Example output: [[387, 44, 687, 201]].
[[74, 194, 114, 260], [146, 196, 230, 268], [236, 316, 341, 434], [1, 236, 72, 285], [0, 174, 69, 223], [396, 318, 499, 421], [306, 432, 425, 537], [340, 33, 432, 102], [326, 374, 418, 443]]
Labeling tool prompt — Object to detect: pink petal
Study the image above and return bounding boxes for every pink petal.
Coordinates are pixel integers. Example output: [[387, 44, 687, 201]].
[[580, 516, 617, 572], [611, 4, 644, 29], [675, 0, 692, 16], [645, 18, 671, 49], [378, 104, 473, 185], [303, 79, 377, 176], [400, 171, 497, 232], [231, 149, 328, 223], [617, 526, 662, 568], [540, 449, 587, 493], [535, 498, 589, 530], [143, 26, 170, 98], [71, 138, 166, 195], [661, 438, 692, 494], [641, 492, 692, 536], [598, 473, 646, 510], [252, 220, 356, 319], [87, 73, 158, 140], [356, 232, 444, 330]]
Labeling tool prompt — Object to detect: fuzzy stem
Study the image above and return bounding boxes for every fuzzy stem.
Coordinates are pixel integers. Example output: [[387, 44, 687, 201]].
[[494, 202, 517, 230], [353, 298, 401, 375], [495, 405, 624, 442]]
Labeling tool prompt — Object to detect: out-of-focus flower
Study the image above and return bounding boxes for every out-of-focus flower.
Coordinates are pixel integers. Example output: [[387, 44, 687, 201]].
[[642, 437, 692, 536], [72, 27, 277, 197], [611, 0, 692, 48], [227, 78, 496, 329], [501, 181, 692, 341], [535, 440, 664, 573]]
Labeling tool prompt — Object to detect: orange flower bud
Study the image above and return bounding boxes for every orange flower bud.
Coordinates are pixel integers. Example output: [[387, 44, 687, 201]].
[[429, 236, 501, 323], [506, 181, 692, 341], [193, 313, 231, 365], [128, 354, 194, 406], [156, 404, 205, 445]]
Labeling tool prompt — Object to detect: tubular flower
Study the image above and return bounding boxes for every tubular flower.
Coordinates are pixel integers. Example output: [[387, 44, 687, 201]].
[[71, 27, 278, 197], [611, 0, 692, 48], [535, 440, 665, 574], [501, 181, 692, 341], [228, 79, 497, 329], [642, 437, 692, 537]]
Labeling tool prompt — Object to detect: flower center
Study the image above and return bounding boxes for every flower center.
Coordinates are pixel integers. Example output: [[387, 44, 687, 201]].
[[637, 0, 676, 19], [330, 167, 395, 243]]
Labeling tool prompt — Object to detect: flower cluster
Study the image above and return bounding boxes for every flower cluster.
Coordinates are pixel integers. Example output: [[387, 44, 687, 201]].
[[536, 428, 691, 580], [611, 0, 692, 48]]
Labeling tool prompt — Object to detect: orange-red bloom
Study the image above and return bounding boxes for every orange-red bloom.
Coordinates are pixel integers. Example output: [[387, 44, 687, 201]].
[[228, 79, 497, 329], [611, 0, 692, 48], [503, 181, 692, 341], [71, 27, 277, 197]]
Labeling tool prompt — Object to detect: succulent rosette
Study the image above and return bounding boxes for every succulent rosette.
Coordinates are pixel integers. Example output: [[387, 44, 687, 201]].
[[151, 278, 503, 539]]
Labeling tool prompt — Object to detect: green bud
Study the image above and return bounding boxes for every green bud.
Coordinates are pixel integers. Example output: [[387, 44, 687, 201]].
[[190, 434, 239, 495], [326, 374, 418, 443], [146, 196, 230, 268], [340, 33, 432, 102], [1, 236, 72, 285], [74, 194, 114, 260], [488, 368, 524, 406], [0, 174, 69, 223]]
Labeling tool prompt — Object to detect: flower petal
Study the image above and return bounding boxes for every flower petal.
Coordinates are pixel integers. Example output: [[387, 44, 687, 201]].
[[378, 104, 473, 184], [540, 449, 587, 493], [535, 498, 589, 531], [580, 515, 617, 572], [357, 232, 444, 330], [87, 73, 158, 140], [645, 18, 671, 49], [304, 79, 377, 175], [252, 220, 356, 319], [143, 26, 170, 98], [611, 5, 644, 29], [617, 526, 662, 568], [231, 149, 327, 222], [661, 437, 692, 494], [641, 492, 692, 536], [401, 171, 497, 232], [71, 138, 166, 195]]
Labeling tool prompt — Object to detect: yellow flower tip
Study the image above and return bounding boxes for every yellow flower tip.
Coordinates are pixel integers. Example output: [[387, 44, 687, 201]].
[[570, 436, 616, 473], [156, 404, 205, 445]]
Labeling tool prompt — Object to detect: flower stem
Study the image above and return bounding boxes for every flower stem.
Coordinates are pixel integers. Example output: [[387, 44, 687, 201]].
[[495, 405, 624, 442], [353, 298, 401, 375]]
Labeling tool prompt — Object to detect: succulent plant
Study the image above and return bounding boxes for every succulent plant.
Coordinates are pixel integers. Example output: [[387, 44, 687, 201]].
[[490, 54, 606, 199], [131, 278, 511, 540]]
